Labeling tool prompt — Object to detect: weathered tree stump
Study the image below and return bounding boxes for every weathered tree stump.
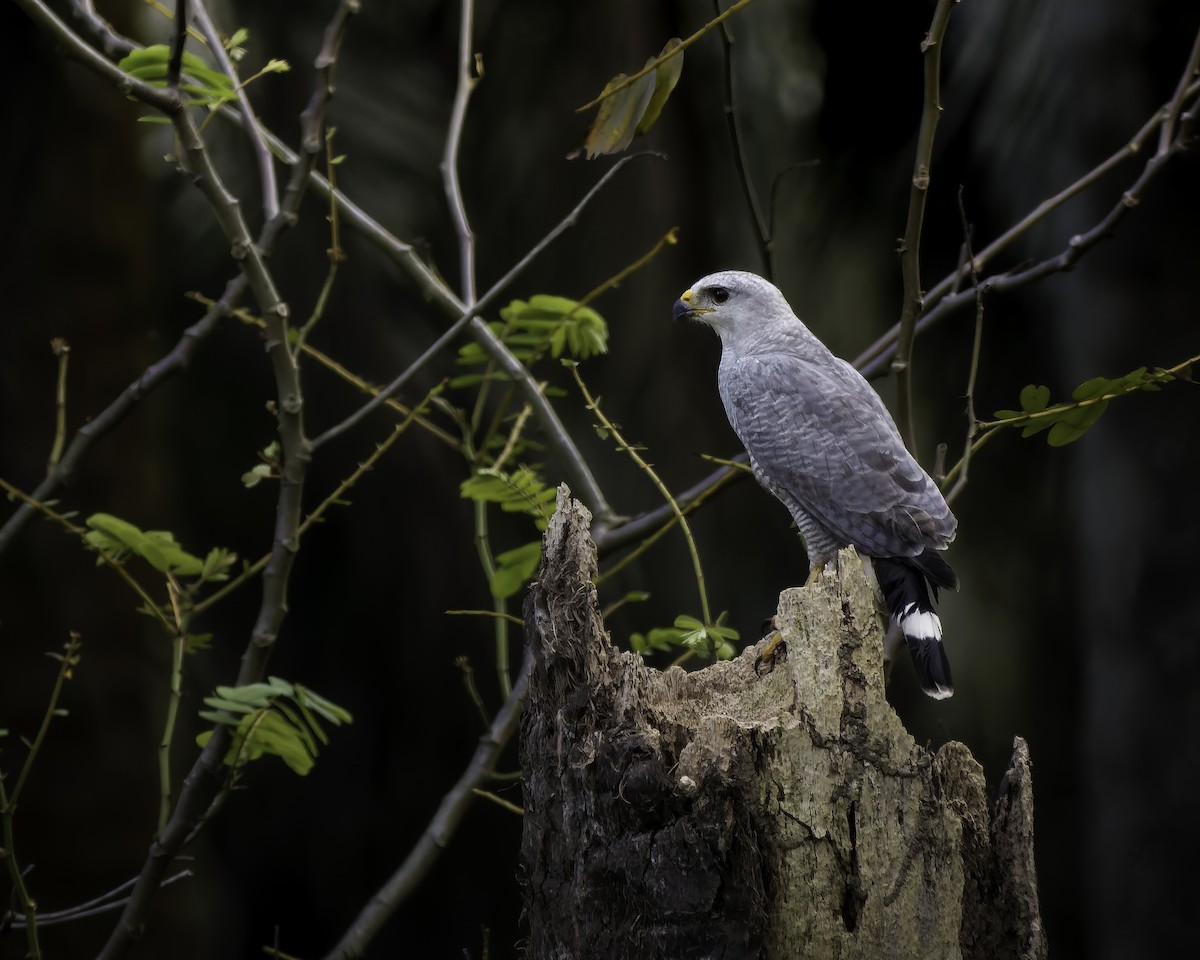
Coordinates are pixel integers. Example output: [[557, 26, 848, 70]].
[[520, 489, 1045, 960]]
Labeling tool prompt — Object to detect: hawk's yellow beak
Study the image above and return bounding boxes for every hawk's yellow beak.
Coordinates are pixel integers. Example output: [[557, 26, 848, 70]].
[[672, 287, 712, 321]]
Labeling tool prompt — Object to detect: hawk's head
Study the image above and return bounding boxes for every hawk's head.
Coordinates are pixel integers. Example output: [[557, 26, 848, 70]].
[[672, 270, 800, 346]]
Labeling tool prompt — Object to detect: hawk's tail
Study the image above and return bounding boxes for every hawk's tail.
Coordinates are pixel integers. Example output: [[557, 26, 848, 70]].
[[874, 552, 956, 700]]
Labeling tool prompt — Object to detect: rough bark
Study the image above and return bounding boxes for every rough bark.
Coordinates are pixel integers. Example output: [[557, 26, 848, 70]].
[[520, 489, 1045, 960]]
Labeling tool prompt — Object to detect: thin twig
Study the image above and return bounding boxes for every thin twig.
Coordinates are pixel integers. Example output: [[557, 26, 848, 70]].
[[84, 9, 360, 958], [193, 386, 439, 618], [454, 656, 492, 729], [46, 338, 70, 473], [322, 651, 533, 960], [945, 187, 984, 506], [0, 632, 83, 958], [0, 4, 359, 555], [591, 456, 746, 556], [309, 156, 643, 452], [569, 365, 714, 628], [68, 0, 135, 57], [861, 89, 1200, 384], [445, 609, 525, 626], [854, 61, 1200, 380], [442, 0, 480, 303], [0, 477, 175, 632], [189, 291, 459, 449], [1158, 25, 1200, 151], [0, 279, 231, 556], [13, 0, 179, 110], [218, 109, 627, 523], [713, 0, 770, 276], [940, 348, 1200, 490], [191, 0, 280, 220], [470, 788, 524, 816], [7, 871, 192, 929], [166, 0, 186, 88], [468, 492, 511, 699], [294, 128, 347, 356], [594, 461, 739, 585], [158, 580, 187, 835], [575, 0, 758, 112], [893, 0, 957, 452]]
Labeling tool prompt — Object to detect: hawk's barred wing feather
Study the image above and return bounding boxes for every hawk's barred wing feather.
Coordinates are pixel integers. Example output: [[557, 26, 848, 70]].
[[719, 352, 955, 558]]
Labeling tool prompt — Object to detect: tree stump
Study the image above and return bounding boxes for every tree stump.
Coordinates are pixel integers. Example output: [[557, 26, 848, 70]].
[[520, 489, 1045, 960]]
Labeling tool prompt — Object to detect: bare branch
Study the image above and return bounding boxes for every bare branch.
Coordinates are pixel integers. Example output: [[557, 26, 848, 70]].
[[322, 651, 533, 960], [591, 455, 746, 556], [713, 0, 771, 277], [858, 78, 1200, 384], [1158, 25, 1200, 151], [945, 187, 984, 506], [68, 0, 135, 58], [309, 156, 645, 453], [7, 871, 192, 929], [191, 0, 280, 221], [893, 0, 957, 452], [13, 0, 179, 111], [27, 7, 363, 958], [441, 0, 480, 302], [854, 41, 1200, 381], [166, 0, 186, 88], [217, 102, 628, 521]]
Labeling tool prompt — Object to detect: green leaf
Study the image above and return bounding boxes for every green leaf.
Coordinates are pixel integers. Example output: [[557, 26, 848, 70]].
[[1072, 375, 1121, 402], [636, 39, 684, 134], [85, 513, 209, 576], [583, 70, 656, 158], [460, 467, 556, 529], [630, 626, 688, 655], [202, 696, 258, 714], [1047, 399, 1109, 446], [118, 45, 239, 109], [186, 633, 213, 652], [201, 547, 235, 582], [213, 681, 277, 704], [454, 297, 608, 374], [707, 623, 741, 642], [199, 679, 352, 775], [292, 683, 353, 725], [489, 541, 542, 600], [1018, 384, 1051, 413]]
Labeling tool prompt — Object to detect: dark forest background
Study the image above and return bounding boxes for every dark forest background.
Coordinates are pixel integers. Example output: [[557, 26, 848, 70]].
[[2, 0, 1199, 957]]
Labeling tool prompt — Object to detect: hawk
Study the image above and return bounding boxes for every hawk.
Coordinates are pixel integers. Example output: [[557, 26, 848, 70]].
[[673, 270, 958, 699]]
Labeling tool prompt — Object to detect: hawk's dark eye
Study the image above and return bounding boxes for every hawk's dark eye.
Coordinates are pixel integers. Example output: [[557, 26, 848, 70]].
[[710, 287, 730, 304]]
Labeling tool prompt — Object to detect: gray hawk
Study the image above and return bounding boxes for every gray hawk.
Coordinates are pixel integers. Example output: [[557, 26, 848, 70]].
[[673, 270, 958, 699]]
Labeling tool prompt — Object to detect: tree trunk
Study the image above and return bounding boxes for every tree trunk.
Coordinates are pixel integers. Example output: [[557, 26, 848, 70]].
[[520, 489, 1045, 960]]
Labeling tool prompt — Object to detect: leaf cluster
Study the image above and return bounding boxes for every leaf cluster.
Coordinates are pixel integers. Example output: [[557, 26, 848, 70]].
[[118, 43, 289, 118], [631, 614, 739, 661], [120, 45, 236, 108], [452, 295, 608, 389], [460, 467, 557, 531], [85, 513, 234, 582], [197, 677, 353, 776], [993, 366, 1177, 447]]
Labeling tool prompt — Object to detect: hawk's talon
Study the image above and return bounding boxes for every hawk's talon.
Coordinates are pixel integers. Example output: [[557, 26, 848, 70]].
[[755, 628, 787, 674]]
